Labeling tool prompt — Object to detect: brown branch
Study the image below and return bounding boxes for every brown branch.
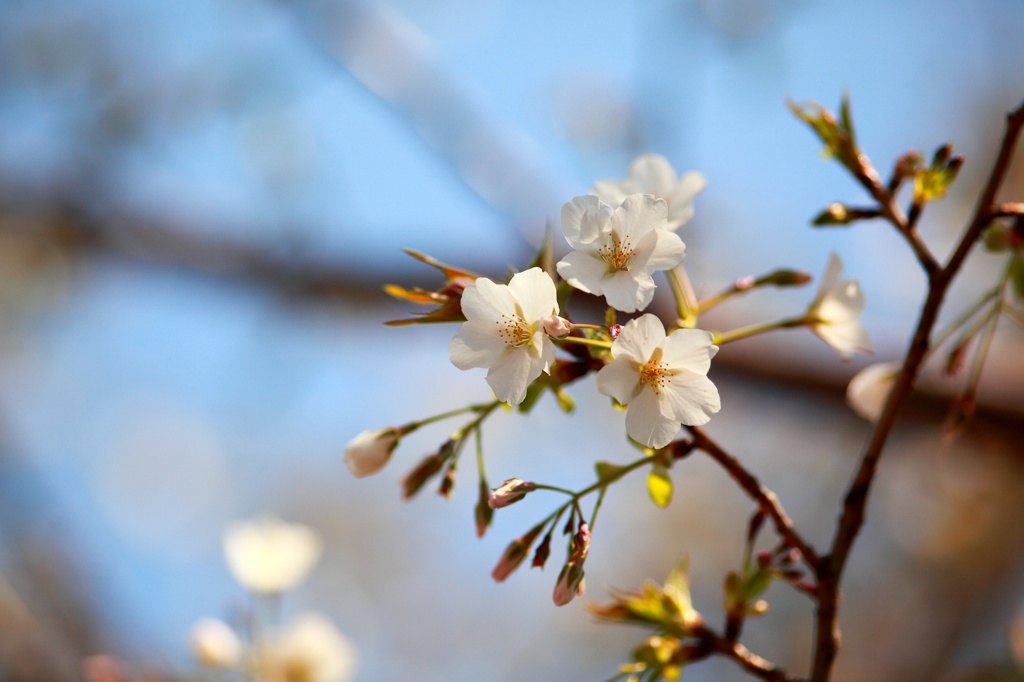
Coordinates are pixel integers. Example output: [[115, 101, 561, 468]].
[[810, 98, 1024, 682], [693, 624, 805, 682], [687, 426, 821, 572], [851, 154, 941, 275]]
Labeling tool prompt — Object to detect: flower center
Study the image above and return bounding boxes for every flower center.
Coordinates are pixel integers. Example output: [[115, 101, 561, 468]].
[[597, 230, 635, 272], [639, 348, 672, 396], [496, 314, 533, 348]]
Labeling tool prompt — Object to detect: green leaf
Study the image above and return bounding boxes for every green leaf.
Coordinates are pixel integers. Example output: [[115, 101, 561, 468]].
[[554, 387, 575, 414], [595, 461, 629, 483], [647, 465, 673, 508], [1010, 251, 1024, 302]]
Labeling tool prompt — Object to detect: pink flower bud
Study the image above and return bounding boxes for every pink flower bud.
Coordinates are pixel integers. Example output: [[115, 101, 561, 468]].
[[553, 562, 586, 607], [487, 478, 536, 509], [609, 324, 623, 339], [344, 428, 400, 478], [542, 315, 573, 339]]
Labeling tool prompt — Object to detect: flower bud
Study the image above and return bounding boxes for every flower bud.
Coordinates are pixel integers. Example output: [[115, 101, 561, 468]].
[[487, 478, 536, 509], [553, 562, 586, 606], [491, 524, 544, 582], [344, 428, 400, 478], [542, 315, 572, 339], [609, 324, 623, 339], [189, 618, 242, 669]]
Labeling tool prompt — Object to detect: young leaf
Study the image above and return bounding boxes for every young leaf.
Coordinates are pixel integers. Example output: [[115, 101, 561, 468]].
[[647, 465, 673, 508]]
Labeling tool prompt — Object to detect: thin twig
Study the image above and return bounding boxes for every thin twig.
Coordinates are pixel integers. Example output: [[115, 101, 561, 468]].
[[810, 98, 1024, 682], [687, 426, 821, 571]]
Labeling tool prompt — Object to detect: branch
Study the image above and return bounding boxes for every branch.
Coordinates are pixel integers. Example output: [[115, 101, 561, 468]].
[[695, 624, 805, 682], [851, 155, 941, 275], [687, 426, 821, 571], [810, 97, 1024, 682]]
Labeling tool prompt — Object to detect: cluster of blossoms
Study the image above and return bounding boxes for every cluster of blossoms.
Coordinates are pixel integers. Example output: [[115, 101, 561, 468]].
[[344, 152, 873, 607], [189, 516, 357, 682]]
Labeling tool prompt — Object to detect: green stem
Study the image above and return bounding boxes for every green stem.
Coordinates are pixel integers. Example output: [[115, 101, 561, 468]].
[[713, 316, 809, 345], [668, 265, 699, 328], [560, 336, 612, 349], [410, 401, 501, 432]]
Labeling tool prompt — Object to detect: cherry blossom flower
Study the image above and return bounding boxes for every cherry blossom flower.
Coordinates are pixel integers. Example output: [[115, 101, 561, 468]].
[[557, 194, 685, 313], [189, 618, 242, 669], [344, 427, 400, 478], [223, 516, 323, 594], [591, 154, 706, 231], [448, 267, 559, 405], [267, 612, 357, 682], [596, 314, 720, 448], [807, 253, 872, 357], [846, 361, 901, 421]]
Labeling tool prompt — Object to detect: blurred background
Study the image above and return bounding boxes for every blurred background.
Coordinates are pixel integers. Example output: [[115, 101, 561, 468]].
[[1, 0, 1023, 680]]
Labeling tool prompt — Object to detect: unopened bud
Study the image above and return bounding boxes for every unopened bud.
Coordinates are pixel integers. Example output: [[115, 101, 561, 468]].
[[570, 522, 591, 562], [763, 269, 813, 287], [542, 315, 572, 339], [609, 324, 623, 339], [487, 478, 536, 509], [553, 562, 586, 607], [491, 524, 544, 582], [532, 532, 552, 569], [735, 275, 756, 291]]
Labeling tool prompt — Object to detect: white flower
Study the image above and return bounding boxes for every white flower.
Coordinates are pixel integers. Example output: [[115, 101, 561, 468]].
[[807, 253, 872, 357], [591, 154, 706, 231], [596, 314, 720, 448], [223, 516, 323, 594], [556, 194, 685, 313], [344, 427, 399, 478], [267, 612, 357, 682], [189, 618, 242, 669], [846, 361, 900, 422], [448, 267, 559, 405]]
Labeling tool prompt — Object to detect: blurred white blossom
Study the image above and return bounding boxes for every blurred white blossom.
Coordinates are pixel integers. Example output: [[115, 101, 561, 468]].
[[591, 154, 706, 231], [557, 194, 685, 313], [223, 516, 323, 594], [596, 314, 720, 448], [807, 253, 872, 357], [846, 361, 900, 422], [448, 267, 559, 405], [267, 612, 358, 682], [189, 618, 242, 669]]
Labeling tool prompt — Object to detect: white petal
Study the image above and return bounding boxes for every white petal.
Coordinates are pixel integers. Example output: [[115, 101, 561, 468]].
[[612, 314, 666, 363], [596, 356, 642, 405], [536, 333, 556, 374], [616, 194, 668, 243], [660, 328, 718, 374], [557, 250, 608, 296], [633, 227, 686, 273], [625, 388, 680, 448], [628, 154, 678, 197], [590, 180, 631, 208], [662, 375, 721, 426], [486, 347, 540, 405], [561, 195, 611, 248], [508, 267, 558, 322], [847, 361, 900, 421], [460, 277, 516, 322], [815, 320, 873, 357], [601, 270, 656, 313], [449, 320, 508, 369]]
